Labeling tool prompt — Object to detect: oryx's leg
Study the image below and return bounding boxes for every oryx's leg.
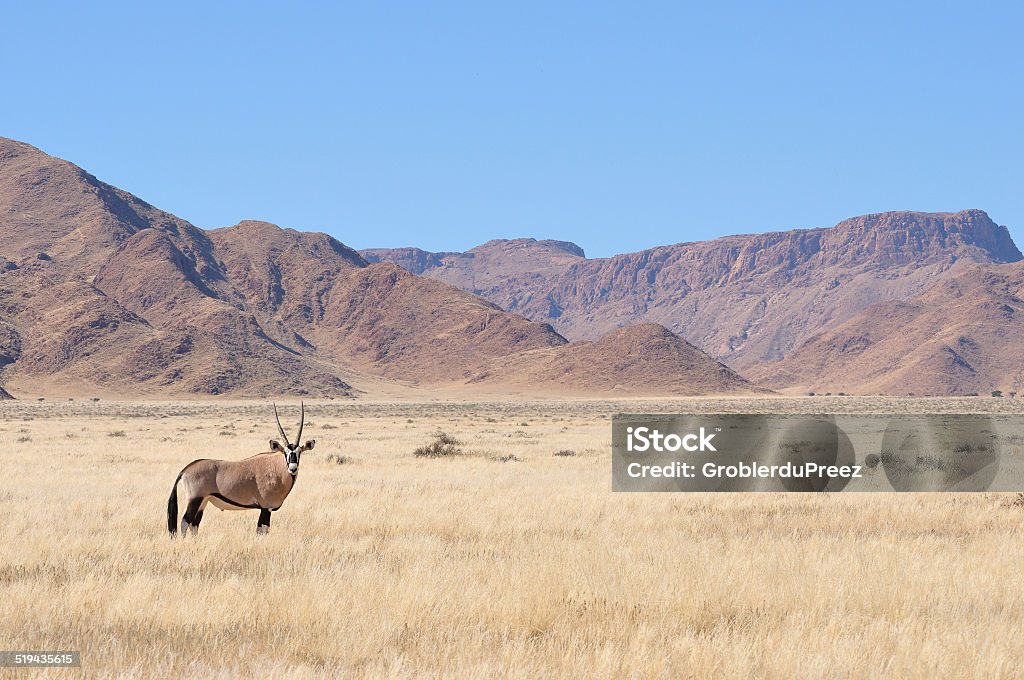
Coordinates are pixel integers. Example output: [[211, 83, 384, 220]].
[[191, 497, 209, 535], [256, 508, 271, 535], [182, 497, 204, 536]]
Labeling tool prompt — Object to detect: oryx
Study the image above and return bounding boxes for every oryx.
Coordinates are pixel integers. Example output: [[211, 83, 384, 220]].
[[167, 403, 315, 535]]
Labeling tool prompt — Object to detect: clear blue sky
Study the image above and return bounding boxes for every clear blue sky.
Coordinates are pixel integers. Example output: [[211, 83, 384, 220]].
[[3, 2, 1022, 257]]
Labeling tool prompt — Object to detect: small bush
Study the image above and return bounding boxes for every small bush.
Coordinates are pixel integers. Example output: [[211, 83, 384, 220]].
[[992, 390, 1004, 398], [554, 449, 576, 457], [218, 430, 236, 436], [321, 423, 338, 430], [493, 454, 520, 463], [108, 430, 127, 438], [16, 435, 31, 443], [327, 454, 349, 465], [414, 431, 463, 458]]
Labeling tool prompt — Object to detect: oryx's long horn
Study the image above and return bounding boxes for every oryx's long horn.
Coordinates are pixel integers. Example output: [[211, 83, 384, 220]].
[[273, 402, 291, 448], [295, 401, 305, 444]]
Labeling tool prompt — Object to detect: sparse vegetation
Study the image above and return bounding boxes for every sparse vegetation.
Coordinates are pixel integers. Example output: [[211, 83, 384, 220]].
[[1, 397, 1024, 679], [107, 430, 127, 438], [554, 449, 576, 457], [413, 430, 463, 457]]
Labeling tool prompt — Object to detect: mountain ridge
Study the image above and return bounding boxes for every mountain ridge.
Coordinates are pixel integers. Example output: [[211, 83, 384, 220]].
[[363, 209, 1022, 374], [0, 136, 753, 398]]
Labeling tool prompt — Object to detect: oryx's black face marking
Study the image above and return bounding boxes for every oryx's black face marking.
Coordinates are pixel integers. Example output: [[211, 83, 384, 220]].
[[270, 439, 315, 476], [270, 439, 300, 474]]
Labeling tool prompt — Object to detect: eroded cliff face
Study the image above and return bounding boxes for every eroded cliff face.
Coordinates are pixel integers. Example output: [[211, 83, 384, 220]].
[[363, 209, 1022, 372]]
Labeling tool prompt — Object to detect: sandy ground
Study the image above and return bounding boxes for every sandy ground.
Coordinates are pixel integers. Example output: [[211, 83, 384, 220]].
[[2, 396, 1024, 678]]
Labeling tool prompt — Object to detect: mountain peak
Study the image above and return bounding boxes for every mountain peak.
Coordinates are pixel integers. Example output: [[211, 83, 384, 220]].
[[829, 209, 1022, 264], [469, 238, 585, 258]]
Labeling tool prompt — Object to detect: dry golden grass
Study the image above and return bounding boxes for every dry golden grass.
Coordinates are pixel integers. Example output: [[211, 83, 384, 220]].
[[2, 396, 1024, 678]]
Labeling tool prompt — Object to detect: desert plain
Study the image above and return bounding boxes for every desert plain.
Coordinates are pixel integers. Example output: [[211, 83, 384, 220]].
[[2, 396, 1024, 679]]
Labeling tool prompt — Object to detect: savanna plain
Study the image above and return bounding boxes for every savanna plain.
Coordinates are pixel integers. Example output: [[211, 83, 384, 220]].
[[3, 396, 1024, 679]]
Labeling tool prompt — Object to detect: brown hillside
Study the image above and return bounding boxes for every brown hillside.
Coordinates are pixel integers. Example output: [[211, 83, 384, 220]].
[[0, 137, 755, 397], [749, 262, 1024, 396], [470, 323, 757, 395], [364, 211, 1022, 373]]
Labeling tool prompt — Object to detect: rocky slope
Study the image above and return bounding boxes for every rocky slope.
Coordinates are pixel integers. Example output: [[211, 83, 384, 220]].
[[748, 262, 1024, 396], [0, 137, 754, 397], [469, 323, 755, 395], [363, 211, 1023, 374]]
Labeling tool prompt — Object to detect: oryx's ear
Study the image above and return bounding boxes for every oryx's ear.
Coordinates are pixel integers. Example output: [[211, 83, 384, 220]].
[[303, 439, 316, 451], [270, 440, 284, 452]]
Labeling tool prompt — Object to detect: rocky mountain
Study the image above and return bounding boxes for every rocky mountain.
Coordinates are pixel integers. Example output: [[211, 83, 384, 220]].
[[466, 323, 753, 395], [363, 211, 1023, 374], [0, 137, 754, 397], [748, 262, 1024, 396]]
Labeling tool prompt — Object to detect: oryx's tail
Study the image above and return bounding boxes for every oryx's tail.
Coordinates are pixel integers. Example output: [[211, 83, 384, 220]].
[[167, 473, 182, 535]]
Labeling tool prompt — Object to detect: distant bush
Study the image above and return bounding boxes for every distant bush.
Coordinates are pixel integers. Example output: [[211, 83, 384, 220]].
[[327, 454, 349, 465], [554, 449, 576, 457], [414, 431, 463, 458], [493, 454, 520, 463], [992, 390, 1004, 398], [108, 430, 127, 438]]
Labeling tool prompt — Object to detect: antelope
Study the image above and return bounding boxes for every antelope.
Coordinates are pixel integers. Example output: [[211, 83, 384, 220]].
[[167, 403, 315, 536]]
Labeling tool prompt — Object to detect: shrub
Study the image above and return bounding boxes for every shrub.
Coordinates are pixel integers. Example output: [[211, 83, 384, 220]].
[[108, 430, 127, 438], [554, 449, 576, 457], [414, 431, 463, 458], [992, 390, 1004, 398]]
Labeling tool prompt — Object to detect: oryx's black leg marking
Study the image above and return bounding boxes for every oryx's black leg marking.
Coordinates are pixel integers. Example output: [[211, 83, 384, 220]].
[[183, 498, 203, 525], [257, 508, 271, 534], [181, 497, 203, 535]]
